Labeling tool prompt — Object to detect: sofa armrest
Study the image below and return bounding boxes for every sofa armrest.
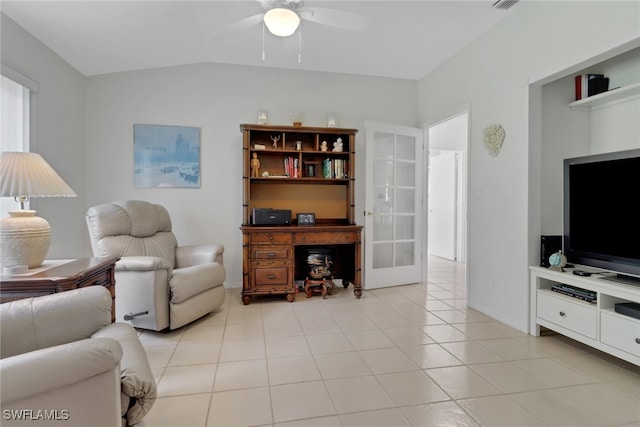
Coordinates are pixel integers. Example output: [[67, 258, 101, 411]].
[[176, 244, 224, 268], [0, 338, 122, 405], [92, 323, 157, 425], [116, 256, 173, 272]]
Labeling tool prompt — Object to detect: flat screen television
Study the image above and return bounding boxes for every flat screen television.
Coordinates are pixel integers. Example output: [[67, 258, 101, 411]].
[[563, 148, 640, 282]]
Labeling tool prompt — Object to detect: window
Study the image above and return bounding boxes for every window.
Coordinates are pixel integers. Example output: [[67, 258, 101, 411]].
[[1, 66, 37, 216]]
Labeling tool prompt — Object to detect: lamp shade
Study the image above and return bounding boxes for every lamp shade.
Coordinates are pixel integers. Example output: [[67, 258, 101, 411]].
[[0, 151, 77, 198], [263, 7, 300, 37], [0, 152, 76, 269]]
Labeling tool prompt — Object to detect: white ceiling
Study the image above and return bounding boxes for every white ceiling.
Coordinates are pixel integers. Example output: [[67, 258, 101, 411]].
[[1, 0, 515, 80]]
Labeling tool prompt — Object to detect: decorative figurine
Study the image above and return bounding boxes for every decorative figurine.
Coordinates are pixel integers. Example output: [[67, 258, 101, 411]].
[[251, 152, 260, 177], [321, 141, 328, 152], [332, 137, 343, 152], [271, 135, 281, 149]]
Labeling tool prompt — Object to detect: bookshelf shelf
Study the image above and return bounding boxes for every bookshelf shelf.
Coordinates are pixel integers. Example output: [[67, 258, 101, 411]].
[[569, 82, 640, 110]]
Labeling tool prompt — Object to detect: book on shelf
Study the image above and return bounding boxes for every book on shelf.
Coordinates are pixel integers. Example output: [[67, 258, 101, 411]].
[[574, 74, 610, 100], [284, 157, 298, 178], [321, 158, 348, 179]]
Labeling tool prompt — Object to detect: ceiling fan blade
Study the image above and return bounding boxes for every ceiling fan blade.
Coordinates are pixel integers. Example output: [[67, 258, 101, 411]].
[[210, 13, 264, 37], [256, 0, 274, 10], [299, 7, 369, 32]]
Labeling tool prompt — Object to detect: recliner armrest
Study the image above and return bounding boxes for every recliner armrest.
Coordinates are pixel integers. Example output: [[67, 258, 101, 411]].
[[176, 244, 224, 268], [116, 256, 173, 272], [92, 323, 157, 425], [0, 338, 122, 405]]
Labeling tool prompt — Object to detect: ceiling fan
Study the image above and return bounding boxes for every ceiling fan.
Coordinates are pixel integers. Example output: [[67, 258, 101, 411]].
[[210, 0, 369, 39]]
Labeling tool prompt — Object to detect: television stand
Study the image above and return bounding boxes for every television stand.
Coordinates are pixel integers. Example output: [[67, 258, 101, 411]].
[[530, 265, 640, 366]]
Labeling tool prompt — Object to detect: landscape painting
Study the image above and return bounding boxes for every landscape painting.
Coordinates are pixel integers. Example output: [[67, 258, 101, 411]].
[[134, 124, 200, 188]]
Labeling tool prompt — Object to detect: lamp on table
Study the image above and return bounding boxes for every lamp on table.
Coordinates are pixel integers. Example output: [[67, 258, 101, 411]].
[[0, 152, 77, 270]]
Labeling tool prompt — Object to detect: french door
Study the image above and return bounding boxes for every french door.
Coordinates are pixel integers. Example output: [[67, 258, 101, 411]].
[[364, 121, 424, 289]]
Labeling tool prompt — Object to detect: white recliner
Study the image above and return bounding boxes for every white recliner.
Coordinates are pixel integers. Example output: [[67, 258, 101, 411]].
[[0, 286, 156, 427], [86, 200, 226, 331]]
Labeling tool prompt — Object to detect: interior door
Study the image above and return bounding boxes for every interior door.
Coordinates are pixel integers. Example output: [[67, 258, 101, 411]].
[[428, 150, 457, 260], [364, 121, 424, 289]]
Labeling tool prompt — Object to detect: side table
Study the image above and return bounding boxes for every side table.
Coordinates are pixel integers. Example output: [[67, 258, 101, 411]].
[[0, 257, 119, 322]]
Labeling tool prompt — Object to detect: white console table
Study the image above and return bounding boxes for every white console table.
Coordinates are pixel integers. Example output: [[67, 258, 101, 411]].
[[530, 266, 640, 366]]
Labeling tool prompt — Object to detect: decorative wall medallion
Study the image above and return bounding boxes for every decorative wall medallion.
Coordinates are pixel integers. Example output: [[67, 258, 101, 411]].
[[483, 124, 505, 157]]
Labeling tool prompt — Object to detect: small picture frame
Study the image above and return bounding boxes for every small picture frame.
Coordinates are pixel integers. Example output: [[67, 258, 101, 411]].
[[297, 213, 315, 226]]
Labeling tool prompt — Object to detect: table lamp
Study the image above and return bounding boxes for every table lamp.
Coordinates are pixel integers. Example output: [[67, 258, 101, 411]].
[[0, 151, 77, 270]]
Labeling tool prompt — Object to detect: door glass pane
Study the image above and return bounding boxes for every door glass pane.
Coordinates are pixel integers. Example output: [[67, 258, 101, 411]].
[[373, 214, 393, 241], [396, 135, 416, 161], [373, 160, 393, 186], [395, 188, 415, 213], [373, 186, 393, 215], [396, 161, 415, 187], [395, 242, 414, 267], [373, 243, 393, 269], [395, 215, 414, 240], [374, 132, 394, 159]]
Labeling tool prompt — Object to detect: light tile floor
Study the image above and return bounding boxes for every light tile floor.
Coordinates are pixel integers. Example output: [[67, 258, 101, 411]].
[[141, 257, 640, 427]]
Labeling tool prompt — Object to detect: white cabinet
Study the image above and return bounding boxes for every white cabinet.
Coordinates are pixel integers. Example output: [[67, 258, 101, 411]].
[[530, 266, 640, 366]]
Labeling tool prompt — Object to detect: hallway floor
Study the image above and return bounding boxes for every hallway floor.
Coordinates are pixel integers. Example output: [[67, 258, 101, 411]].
[[141, 257, 640, 426]]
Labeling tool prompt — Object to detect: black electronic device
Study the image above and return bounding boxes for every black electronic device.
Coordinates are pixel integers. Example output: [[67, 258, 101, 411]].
[[297, 213, 315, 226], [563, 149, 640, 282], [252, 208, 291, 226], [614, 302, 640, 320], [540, 235, 562, 267], [572, 270, 592, 277]]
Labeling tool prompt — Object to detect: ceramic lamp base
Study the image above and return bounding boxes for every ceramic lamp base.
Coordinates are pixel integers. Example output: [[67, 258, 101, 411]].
[[0, 210, 51, 268]]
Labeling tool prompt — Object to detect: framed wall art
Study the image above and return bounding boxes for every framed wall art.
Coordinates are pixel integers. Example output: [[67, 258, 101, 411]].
[[134, 124, 201, 188]]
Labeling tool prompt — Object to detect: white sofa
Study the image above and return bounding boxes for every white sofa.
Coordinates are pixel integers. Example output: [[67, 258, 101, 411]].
[[86, 200, 226, 331], [0, 286, 156, 426]]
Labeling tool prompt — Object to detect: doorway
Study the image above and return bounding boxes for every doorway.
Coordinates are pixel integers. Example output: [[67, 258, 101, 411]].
[[427, 112, 468, 263]]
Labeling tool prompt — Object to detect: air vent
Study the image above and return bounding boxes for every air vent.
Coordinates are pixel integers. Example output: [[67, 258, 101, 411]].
[[492, 0, 519, 9]]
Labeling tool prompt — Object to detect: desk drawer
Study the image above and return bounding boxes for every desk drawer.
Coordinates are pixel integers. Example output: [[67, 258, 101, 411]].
[[294, 231, 359, 245], [252, 232, 292, 245], [253, 247, 291, 260], [537, 291, 597, 339], [601, 311, 640, 358], [254, 267, 289, 285]]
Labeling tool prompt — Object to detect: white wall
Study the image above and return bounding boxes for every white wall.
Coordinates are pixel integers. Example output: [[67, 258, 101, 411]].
[[1, 14, 86, 259], [540, 47, 640, 237], [85, 63, 419, 286], [418, 1, 640, 331]]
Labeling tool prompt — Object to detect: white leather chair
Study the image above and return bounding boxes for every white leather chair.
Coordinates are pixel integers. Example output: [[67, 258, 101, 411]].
[[0, 286, 156, 427], [86, 200, 226, 331]]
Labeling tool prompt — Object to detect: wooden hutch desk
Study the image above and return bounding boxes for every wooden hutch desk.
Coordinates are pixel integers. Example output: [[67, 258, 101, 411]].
[[242, 224, 363, 304], [240, 124, 363, 304], [0, 257, 119, 321]]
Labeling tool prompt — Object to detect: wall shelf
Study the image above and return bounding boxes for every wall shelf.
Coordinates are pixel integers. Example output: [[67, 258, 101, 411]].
[[569, 82, 640, 110]]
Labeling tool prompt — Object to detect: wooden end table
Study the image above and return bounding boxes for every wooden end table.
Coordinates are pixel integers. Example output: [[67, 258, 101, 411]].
[[0, 257, 119, 322]]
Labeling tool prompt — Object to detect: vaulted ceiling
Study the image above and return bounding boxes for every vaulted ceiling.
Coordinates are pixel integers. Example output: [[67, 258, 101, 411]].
[[2, 1, 515, 80]]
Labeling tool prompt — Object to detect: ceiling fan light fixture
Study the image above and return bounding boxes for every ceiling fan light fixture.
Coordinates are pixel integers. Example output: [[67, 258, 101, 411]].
[[263, 7, 300, 37]]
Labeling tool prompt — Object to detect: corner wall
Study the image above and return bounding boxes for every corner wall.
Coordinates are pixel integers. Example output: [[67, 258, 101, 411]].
[[418, 1, 640, 331], [1, 13, 86, 259]]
